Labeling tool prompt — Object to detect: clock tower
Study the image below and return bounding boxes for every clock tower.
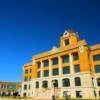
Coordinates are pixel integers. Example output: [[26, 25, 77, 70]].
[[60, 29, 79, 47]]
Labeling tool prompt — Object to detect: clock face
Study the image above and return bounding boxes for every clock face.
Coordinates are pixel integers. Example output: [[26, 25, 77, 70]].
[[63, 31, 69, 37]]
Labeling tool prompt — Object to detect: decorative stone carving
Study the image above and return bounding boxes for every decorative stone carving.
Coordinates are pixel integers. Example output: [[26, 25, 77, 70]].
[[33, 59, 36, 64], [51, 46, 57, 53], [79, 46, 84, 53]]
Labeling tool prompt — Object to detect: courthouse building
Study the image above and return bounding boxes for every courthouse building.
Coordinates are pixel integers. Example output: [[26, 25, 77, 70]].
[[21, 30, 100, 99]]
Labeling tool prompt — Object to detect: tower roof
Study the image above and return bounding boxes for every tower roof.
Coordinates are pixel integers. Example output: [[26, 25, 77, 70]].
[[63, 29, 79, 38]]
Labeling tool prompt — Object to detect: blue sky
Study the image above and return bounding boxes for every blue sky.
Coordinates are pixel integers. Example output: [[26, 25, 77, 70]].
[[0, 0, 100, 82]]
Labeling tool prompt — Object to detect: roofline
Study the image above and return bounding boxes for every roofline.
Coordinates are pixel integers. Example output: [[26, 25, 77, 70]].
[[32, 40, 87, 60]]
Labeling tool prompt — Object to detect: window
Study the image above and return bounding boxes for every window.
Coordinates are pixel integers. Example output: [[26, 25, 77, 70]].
[[36, 81, 39, 88], [37, 62, 41, 68], [38, 71, 40, 78], [25, 70, 28, 74], [42, 81, 48, 88], [4, 84, 7, 89], [95, 65, 100, 73], [24, 85, 27, 90], [44, 70, 49, 77], [23, 93, 27, 97], [62, 55, 69, 63], [74, 64, 80, 73], [52, 58, 58, 65], [52, 80, 58, 87], [75, 77, 81, 86], [63, 67, 70, 74], [64, 39, 69, 46], [43, 60, 49, 67], [93, 54, 100, 61], [97, 78, 100, 86], [1, 84, 3, 88], [24, 76, 28, 81], [53, 68, 59, 76], [73, 52, 79, 61], [62, 78, 70, 87]]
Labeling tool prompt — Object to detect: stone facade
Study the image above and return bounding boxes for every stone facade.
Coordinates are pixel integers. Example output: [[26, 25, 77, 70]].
[[21, 30, 100, 99]]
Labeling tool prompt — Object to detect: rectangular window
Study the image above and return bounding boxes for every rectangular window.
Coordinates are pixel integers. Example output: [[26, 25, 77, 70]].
[[74, 64, 80, 73], [93, 54, 100, 61], [63, 67, 70, 74], [25, 70, 28, 74], [62, 78, 70, 87], [1, 84, 3, 89], [62, 55, 69, 63], [44, 70, 49, 77], [37, 62, 41, 68], [36, 82, 39, 88], [73, 52, 79, 61], [24, 85, 27, 90], [52, 58, 58, 65], [38, 71, 41, 78], [95, 65, 100, 73], [43, 60, 49, 67], [24, 76, 28, 81], [75, 77, 81, 86], [53, 68, 59, 76], [97, 78, 100, 86], [64, 39, 69, 46]]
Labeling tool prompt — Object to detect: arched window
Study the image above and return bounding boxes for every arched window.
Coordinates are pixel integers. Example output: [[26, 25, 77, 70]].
[[36, 81, 39, 88], [23, 92, 27, 97], [42, 80, 48, 88], [62, 78, 70, 87], [52, 80, 58, 87], [75, 77, 81, 86], [24, 84, 27, 90], [97, 78, 100, 86]]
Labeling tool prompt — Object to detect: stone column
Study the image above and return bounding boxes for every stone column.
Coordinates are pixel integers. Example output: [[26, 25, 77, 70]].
[[58, 56, 62, 89], [49, 59, 52, 77], [69, 53, 74, 74], [40, 61, 43, 78], [48, 59, 52, 88], [58, 56, 62, 76]]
